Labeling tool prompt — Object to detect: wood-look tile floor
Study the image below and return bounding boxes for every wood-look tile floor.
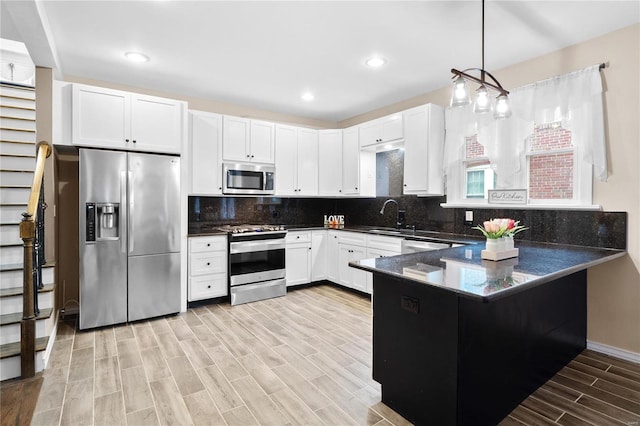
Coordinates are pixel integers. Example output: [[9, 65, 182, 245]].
[[28, 284, 640, 426]]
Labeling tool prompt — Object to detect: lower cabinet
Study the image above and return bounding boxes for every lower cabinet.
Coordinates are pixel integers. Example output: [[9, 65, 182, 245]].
[[188, 235, 228, 301], [311, 230, 327, 281], [326, 230, 340, 282], [285, 231, 312, 287], [338, 244, 369, 293]]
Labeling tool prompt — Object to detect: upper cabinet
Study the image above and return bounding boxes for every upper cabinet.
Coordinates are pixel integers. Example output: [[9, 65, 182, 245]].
[[189, 110, 223, 195], [402, 104, 445, 196], [359, 113, 403, 148], [71, 83, 184, 154], [222, 116, 275, 164], [275, 124, 318, 196], [318, 129, 343, 196]]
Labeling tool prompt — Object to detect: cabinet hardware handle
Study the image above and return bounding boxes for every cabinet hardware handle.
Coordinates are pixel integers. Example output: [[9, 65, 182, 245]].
[[251, 155, 254, 158], [246, 155, 250, 158], [206, 262, 210, 265], [218, 187, 222, 190], [125, 139, 129, 143], [404, 184, 407, 186], [207, 243, 210, 246], [132, 140, 136, 143], [207, 285, 211, 288], [355, 187, 358, 190]]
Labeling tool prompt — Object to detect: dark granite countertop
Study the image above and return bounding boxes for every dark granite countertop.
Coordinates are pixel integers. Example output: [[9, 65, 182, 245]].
[[350, 241, 626, 302]]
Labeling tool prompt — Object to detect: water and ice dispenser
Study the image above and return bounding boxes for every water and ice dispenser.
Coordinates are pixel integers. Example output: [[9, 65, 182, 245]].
[[85, 202, 120, 242]]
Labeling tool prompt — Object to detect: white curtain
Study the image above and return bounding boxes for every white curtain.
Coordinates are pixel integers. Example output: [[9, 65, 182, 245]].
[[443, 64, 607, 184]]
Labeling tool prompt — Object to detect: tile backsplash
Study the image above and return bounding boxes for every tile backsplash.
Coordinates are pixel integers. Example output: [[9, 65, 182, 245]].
[[188, 196, 627, 250]]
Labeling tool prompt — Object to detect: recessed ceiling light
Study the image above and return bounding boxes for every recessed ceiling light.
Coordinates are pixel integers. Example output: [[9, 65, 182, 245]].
[[124, 52, 149, 63], [366, 56, 386, 68], [301, 92, 314, 102]]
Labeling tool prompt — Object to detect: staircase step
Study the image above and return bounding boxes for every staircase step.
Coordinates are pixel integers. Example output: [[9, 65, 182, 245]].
[[0, 187, 30, 204], [1, 290, 52, 315], [0, 308, 53, 345], [0, 283, 55, 298], [0, 106, 36, 121], [0, 205, 27, 224], [0, 336, 48, 360], [0, 85, 36, 100], [0, 265, 54, 290], [0, 223, 21, 245], [0, 170, 34, 186], [0, 129, 35, 143], [0, 141, 36, 156], [0, 155, 36, 171], [0, 245, 24, 264], [0, 118, 36, 132]]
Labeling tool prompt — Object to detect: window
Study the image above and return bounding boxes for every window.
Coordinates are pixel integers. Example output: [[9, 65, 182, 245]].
[[463, 135, 495, 200], [443, 65, 604, 209]]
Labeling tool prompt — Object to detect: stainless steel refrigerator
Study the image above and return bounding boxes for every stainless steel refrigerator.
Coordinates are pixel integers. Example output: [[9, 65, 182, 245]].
[[79, 149, 181, 330]]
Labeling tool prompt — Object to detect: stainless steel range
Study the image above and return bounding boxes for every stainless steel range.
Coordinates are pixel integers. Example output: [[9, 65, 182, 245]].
[[219, 225, 287, 305]]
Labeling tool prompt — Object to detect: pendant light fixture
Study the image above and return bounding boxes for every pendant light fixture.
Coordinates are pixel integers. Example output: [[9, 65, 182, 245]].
[[450, 0, 511, 119]]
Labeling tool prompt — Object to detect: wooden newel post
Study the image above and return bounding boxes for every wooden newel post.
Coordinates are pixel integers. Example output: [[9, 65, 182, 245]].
[[20, 213, 36, 378]]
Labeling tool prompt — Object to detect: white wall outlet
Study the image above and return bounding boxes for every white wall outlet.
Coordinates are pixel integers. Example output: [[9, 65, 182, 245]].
[[464, 210, 473, 226]]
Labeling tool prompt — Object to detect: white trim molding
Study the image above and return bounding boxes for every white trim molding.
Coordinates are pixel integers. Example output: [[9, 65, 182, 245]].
[[587, 340, 640, 365]]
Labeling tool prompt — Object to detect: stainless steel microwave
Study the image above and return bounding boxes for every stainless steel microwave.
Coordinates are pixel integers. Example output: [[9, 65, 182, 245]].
[[223, 163, 275, 195]]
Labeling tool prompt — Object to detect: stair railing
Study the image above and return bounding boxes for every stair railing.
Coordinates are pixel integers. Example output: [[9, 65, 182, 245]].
[[19, 141, 51, 379]]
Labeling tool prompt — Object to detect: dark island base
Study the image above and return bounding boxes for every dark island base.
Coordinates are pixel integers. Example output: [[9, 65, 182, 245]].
[[372, 270, 587, 426]]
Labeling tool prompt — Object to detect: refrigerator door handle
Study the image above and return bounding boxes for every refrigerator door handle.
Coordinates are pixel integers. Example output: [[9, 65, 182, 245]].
[[120, 171, 127, 253], [128, 171, 134, 253]]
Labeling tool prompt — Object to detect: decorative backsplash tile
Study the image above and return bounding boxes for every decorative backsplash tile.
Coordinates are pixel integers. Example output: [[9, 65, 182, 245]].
[[188, 196, 627, 250]]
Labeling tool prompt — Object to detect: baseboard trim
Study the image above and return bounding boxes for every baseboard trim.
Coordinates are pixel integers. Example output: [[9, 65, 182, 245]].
[[587, 340, 640, 364]]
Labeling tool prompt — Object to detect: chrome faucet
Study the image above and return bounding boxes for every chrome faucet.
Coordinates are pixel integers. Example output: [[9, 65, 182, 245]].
[[380, 199, 406, 229]]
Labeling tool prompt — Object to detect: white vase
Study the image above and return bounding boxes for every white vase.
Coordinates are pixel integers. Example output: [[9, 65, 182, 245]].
[[485, 238, 503, 252]]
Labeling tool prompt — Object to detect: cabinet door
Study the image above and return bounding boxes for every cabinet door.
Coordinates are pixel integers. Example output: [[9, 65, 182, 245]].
[[222, 116, 250, 161], [365, 247, 400, 294], [286, 244, 311, 287], [318, 130, 343, 196], [71, 84, 130, 149], [359, 120, 379, 147], [380, 114, 403, 143], [326, 231, 340, 282], [275, 124, 298, 196], [250, 120, 275, 164], [297, 128, 318, 196], [342, 126, 360, 195], [311, 230, 326, 281], [189, 111, 222, 195], [349, 246, 369, 293], [403, 104, 445, 195], [131, 94, 183, 154], [338, 245, 354, 288]]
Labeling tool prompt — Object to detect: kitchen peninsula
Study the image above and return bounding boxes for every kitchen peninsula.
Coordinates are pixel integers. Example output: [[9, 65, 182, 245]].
[[351, 242, 626, 426]]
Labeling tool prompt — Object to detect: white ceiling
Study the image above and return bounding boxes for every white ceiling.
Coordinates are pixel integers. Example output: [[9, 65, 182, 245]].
[[2, 1, 639, 123]]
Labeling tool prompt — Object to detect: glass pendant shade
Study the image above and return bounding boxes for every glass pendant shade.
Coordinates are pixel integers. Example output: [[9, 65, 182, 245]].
[[494, 94, 512, 119], [473, 85, 492, 114], [450, 76, 471, 107]]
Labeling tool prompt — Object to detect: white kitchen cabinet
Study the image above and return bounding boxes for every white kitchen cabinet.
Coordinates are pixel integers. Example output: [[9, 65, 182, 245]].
[[337, 231, 369, 293], [189, 111, 223, 195], [275, 125, 318, 196], [71, 83, 183, 154], [318, 130, 343, 196], [359, 113, 403, 148], [403, 104, 445, 196], [222, 116, 275, 164], [326, 230, 340, 282], [188, 235, 228, 301], [342, 126, 360, 195], [311, 230, 327, 281], [285, 231, 312, 287], [338, 244, 368, 293]]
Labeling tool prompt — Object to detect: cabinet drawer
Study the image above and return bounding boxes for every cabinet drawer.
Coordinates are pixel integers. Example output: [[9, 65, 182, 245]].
[[190, 252, 227, 276], [338, 231, 367, 246], [189, 274, 227, 301], [367, 235, 403, 252], [189, 236, 227, 253], [286, 231, 311, 244]]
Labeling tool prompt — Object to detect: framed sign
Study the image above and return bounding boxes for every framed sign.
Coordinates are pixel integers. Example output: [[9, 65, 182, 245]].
[[488, 189, 527, 205]]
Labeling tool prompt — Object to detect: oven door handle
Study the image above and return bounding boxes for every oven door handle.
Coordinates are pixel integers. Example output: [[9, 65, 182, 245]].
[[230, 239, 286, 254]]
